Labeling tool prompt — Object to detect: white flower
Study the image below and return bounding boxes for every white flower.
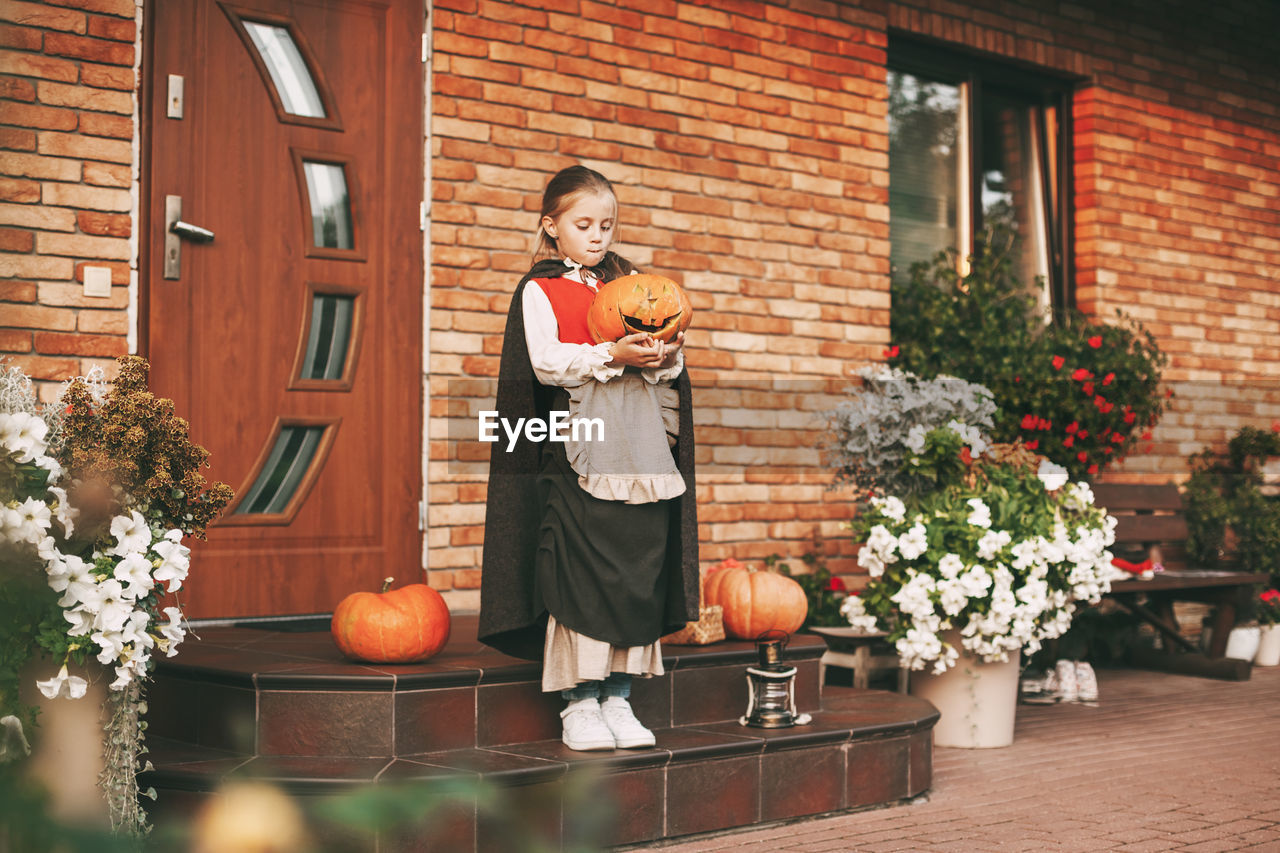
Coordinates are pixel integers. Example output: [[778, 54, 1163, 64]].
[[108, 511, 151, 557], [966, 498, 992, 528], [857, 545, 886, 578], [54, 554, 97, 607], [871, 495, 907, 524], [158, 606, 186, 657], [152, 532, 191, 592], [976, 529, 1012, 560], [35, 664, 88, 700], [48, 485, 77, 537], [938, 553, 965, 580], [10, 497, 51, 544], [866, 524, 899, 560], [903, 424, 929, 454], [113, 552, 155, 600], [1062, 482, 1095, 512], [0, 411, 49, 463], [1036, 459, 1070, 491], [897, 524, 929, 560]]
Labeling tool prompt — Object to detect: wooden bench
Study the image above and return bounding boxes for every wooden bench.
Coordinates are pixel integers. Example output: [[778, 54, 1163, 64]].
[[1093, 483, 1269, 679]]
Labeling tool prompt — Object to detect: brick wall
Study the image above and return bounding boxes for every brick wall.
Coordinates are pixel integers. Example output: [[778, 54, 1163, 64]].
[[427, 0, 1280, 605], [0, 0, 139, 400]]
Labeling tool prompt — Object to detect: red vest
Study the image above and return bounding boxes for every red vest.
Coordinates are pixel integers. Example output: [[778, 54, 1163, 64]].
[[536, 277, 596, 345]]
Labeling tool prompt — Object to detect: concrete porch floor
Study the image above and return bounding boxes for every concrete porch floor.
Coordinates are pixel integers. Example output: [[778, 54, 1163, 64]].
[[626, 665, 1280, 852]]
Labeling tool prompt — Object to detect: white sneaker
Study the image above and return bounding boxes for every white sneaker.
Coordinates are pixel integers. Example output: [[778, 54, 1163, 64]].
[[599, 697, 656, 748], [1075, 662, 1099, 702], [1054, 660, 1079, 702], [560, 699, 616, 751]]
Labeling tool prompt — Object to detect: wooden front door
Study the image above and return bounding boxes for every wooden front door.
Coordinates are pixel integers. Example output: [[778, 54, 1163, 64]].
[[144, 0, 423, 618]]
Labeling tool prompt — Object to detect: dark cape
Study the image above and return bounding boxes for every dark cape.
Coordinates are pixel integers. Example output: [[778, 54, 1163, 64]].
[[477, 255, 700, 661]]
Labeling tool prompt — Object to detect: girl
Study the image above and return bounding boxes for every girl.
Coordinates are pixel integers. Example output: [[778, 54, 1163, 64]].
[[478, 166, 700, 751]]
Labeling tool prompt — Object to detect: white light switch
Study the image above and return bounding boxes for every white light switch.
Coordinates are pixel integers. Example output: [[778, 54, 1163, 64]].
[[83, 266, 113, 298]]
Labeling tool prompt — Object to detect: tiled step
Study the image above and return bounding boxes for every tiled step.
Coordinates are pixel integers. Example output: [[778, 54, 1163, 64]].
[[143, 617, 938, 850]]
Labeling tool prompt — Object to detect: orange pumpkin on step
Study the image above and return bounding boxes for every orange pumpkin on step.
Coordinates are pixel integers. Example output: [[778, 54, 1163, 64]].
[[587, 273, 692, 345], [703, 562, 808, 640], [331, 577, 451, 663]]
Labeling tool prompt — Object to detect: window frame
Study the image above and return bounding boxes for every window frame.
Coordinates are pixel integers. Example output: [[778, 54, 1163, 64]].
[[887, 38, 1079, 315]]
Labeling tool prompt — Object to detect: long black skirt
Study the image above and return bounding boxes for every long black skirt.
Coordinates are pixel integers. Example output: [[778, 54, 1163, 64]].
[[532, 438, 672, 648]]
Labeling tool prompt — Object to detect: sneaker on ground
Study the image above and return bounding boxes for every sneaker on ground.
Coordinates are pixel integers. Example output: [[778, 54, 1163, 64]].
[[1075, 661, 1099, 702], [560, 699, 616, 751], [1054, 659, 1079, 702], [599, 696, 656, 748]]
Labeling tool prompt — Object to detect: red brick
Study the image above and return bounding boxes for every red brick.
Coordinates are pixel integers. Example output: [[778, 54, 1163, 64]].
[[0, 176, 40, 203], [0, 226, 33, 251], [0, 24, 43, 50], [33, 331, 125, 357], [75, 210, 130, 237], [2, 101, 78, 131], [86, 13, 134, 41], [77, 111, 132, 139], [43, 32, 133, 65], [0, 74, 35, 101], [0, 1, 86, 32], [0, 51, 77, 83], [0, 280, 37, 301], [0, 126, 36, 151], [0, 328, 32, 352], [39, 0, 134, 16], [79, 62, 134, 90]]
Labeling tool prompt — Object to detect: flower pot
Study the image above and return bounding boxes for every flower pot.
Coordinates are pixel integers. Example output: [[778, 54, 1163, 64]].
[[909, 645, 1020, 749], [18, 659, 111, 827], [1224, 624, 1261, 662], [1255, 624, 1280, 667]]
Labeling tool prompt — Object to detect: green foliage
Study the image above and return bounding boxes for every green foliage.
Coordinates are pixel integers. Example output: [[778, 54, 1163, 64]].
[[888, 225, 1168, 480], [1184, 426, 1280, 588], [772, 553, 849, 630]]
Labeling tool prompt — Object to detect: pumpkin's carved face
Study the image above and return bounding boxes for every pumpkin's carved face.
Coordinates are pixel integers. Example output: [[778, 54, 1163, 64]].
[[587, 274, 693, 344]]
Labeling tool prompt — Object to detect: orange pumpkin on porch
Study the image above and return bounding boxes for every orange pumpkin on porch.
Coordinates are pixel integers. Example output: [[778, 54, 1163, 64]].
[[703, 561, 808, 640], [331, 578, 451, 663], [587, 273, 692, 345]]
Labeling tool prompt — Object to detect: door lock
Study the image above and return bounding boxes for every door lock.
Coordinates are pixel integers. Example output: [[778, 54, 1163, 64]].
[[164, 195, 215, 279]]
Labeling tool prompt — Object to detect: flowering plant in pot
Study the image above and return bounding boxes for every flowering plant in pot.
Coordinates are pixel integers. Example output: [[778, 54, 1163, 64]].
[[0, 357, 232, 836], [842, 424, 1116, 675], [887, 225, 1168, 481]]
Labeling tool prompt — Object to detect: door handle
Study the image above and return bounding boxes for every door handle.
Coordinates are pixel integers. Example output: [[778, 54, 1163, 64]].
[[171, 220, 215, 242], [164, 195, 214, 280]]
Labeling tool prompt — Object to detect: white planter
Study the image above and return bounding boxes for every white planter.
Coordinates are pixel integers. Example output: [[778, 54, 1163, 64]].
[[18, 659, 111, 827], [909, 646, 1020, 749], [1224, 625, 1261, 661], [1255, 624, 1280, 667]]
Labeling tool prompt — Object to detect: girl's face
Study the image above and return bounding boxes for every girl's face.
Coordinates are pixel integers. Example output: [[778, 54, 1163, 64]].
[[542, 191, 616, 268]]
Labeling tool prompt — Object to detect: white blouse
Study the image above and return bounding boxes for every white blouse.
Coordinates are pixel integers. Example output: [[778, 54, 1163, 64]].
[[522, 264, 685, 388]]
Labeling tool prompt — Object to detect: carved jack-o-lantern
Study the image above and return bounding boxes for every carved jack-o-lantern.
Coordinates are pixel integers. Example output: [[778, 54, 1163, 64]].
[[587, 274, 693, 345]]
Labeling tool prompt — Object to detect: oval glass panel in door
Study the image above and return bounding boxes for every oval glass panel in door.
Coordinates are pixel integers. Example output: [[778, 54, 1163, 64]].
[[303, 293, 354, 380], [234, 423, 331, 516], [242, 21, 326, 118], [303, 161, 354, 249]]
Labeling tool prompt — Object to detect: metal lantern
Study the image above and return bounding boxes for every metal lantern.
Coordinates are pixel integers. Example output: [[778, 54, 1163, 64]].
[[740, 630, 812, 728]]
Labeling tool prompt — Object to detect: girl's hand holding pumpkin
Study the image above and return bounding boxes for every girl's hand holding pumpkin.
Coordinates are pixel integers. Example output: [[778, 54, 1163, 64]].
[[608, 333, 666, 368], [655, 331, 684, 369]]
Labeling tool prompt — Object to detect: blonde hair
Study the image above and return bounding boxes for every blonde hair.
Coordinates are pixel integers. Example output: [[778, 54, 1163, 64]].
[[533, 166, 631, 279]]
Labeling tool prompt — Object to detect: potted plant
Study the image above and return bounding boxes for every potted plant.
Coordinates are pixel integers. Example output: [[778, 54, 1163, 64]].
[[1256, 589, 1280, 667], [842, 420, 1116, 748], [887, 225, 1169, 481], [0, 357, 232, 837]]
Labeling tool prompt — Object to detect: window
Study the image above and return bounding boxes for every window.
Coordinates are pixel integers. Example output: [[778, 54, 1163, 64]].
[[888, 42, 1074, 313]]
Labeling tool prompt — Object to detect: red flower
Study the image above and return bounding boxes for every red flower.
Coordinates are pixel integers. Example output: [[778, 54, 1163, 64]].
[[1021, 414, 1038, 430], [1103, 372, 1115, 386], [1066, 422, 1079, 434], [1063, 436, 1075, 448], [1072, 368, 1091, 381], [1273, 422, 1280, 433], [1087, 464, 1098, 474], [1052, 355, 1065, 370], [1083, 382, 1095, 396], [1078, 430, 1088, 439], [825, 576, 847, 593], [1261, 589, 1280, 603], [1014, 376, 1021, 383], [1124, 410, 1137, 424], [1024, 439, 1039, 450], [884, 345, 900, 359], [1077, 451, 1089, 463], [1038, 417, 1052, 431], [1088, 335, 1103, 348], [1102, 447, 1113, 455], [713, 558, 744, 572], [960, 447, 973, 465], [1141, 430, 1153, 441], [1111, 433, 1125, 443]]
